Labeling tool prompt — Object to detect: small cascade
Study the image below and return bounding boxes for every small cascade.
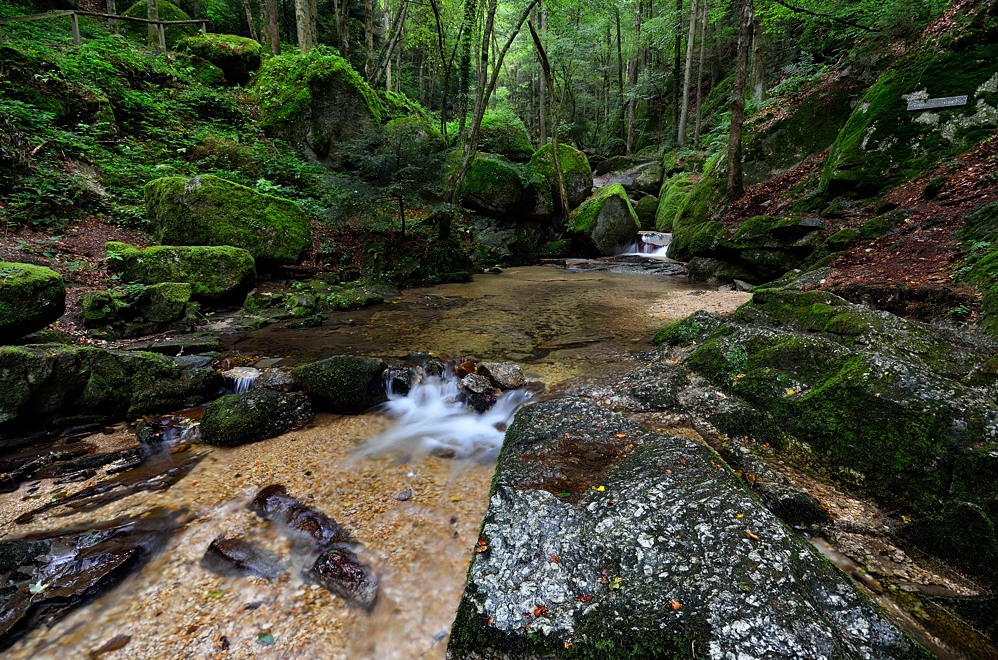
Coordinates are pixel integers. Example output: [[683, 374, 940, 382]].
[[618, 231, 672, 256], [220, 366, 261, 393], [359, 367, 532, 461]]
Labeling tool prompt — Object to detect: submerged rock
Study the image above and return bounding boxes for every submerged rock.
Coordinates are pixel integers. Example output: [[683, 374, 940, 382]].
[[249, 484, 351, 548], [291, 355, 387, 413], [305, 546, 379, 610], [449, 398, 925, 658], [198, 390, 312, 446], [200, 535, 284, 580]]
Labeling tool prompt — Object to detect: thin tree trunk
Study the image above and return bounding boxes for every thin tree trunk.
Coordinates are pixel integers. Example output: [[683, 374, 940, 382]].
[[693, 1, 707, 148], [751, 13, 765, 102], [678, 0, 700, 147], [615, 8, 624, 144], [457, 0, 478, 137], [727, 0, 753, 198], [529, 20, 569, 223], [364, 0, 375, 78], [242, 0, 259, 43], [672, 0, 682, 138], [147, 0, 158, 49], [538, 3, 547, 146], [372, 0, 409, 88], [262, 0, 279, 54], [625, 0, 641, 154]]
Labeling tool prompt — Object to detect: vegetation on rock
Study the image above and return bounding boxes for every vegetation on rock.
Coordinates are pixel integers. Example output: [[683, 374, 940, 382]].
[[0, 262, 66, 342], [106, 241, 256, 302]]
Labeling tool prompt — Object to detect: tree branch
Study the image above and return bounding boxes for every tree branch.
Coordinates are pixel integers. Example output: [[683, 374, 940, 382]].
[[770, 0, 878, 33]]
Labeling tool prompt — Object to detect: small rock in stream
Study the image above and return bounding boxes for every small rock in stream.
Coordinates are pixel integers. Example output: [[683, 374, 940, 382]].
[[250, 484, 351, 547], [305, 545, 379, 610], [200, 536, 285, 580], [478, 362, 526, 390], [459, 373, 498, 412]]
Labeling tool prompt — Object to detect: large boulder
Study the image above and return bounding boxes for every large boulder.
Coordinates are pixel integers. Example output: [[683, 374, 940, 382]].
[[0, 262, 65, 343], [821, 42, 998, 195], [81, 281, 199, 338], [106, 241, 256, 303], [199, 389, 313, 446], [567, 183, 640, 255], [449, 398, 924, 658], [144, 175, 311, 264], [0, 345, 220, 446], [254, 47, 383, 162], [291, 355, 387, 413], [659, 287, 998, 583], [477, 110, 535, 162], [528, 143, 593, 209], [458, 153, 551, 219], [121, 1, 198, 49], [178, 34, 262, 86]]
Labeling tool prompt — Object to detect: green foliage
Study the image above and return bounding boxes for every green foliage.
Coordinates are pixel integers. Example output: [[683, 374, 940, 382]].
[[121, 0, 199, 49]]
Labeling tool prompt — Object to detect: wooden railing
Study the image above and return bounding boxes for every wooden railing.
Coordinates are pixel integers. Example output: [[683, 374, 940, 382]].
[[0, 9, 208, 50]]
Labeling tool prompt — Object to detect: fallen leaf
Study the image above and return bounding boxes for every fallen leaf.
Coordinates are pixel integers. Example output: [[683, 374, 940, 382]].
[[669, 599, 682, 610], [746, 530, 761, 541], [204, 590, 224, 599], [257, 633, 275, 646], [615, 433, 627, 438]]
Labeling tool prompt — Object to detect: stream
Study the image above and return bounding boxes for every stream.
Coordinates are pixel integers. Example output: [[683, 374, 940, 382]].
[[3, 264, 750, 659]]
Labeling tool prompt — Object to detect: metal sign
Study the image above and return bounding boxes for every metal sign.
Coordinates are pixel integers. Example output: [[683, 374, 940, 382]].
[[906, 95, 969, 111]]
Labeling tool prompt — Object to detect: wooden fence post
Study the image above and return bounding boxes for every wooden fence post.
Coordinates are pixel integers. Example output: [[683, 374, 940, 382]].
[[71, 11, 80, 45], [201, 21, 206, 33]]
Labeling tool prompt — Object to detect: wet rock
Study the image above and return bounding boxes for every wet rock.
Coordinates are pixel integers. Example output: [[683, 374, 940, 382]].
[[0, 262, 65, 343], [384, 366, 414, 396], [291, 355, 387, 413], [478, 362, 526, 390], [253, 367, 295, 392], [0, 516, 175, 650], [200, 535, 284, 580], [460, 373, 498, 413], [199, 390, 312, 446], [305, 545, 378, 610], [249, 484, 351, 548], [449, 398, 925, 658]]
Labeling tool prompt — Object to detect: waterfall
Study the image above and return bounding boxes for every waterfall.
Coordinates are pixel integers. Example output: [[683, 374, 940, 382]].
[[617, 231, 672, 256], [221, 366, 261, 393]]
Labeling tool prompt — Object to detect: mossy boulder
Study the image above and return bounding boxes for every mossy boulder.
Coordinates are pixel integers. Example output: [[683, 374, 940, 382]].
[[254, 46, 382, 162], [199, 389, 313, 446], [458, 153, 549, 219], [449, 397, 925, 657], [568, 183, 640, 256], [144, 175, 311, 264], [0, 262, 65, 343], [0, 345, 218, 445], [528, 143, 594, 209], [634, 195, 658, 229], [106, 241, 256, 303], [655, 172, 695, 233], [291, 355, 387, 413], [178, 34, 262, 86], [82, 281, 198, 338], [663, 288, 998, 582], [821, 45, 998, 195], [121, 1, 199, 49], [477, 110, 534, 162]]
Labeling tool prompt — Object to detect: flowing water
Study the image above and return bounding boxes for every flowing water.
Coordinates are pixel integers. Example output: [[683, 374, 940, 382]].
[[2, 265, 749, 659]]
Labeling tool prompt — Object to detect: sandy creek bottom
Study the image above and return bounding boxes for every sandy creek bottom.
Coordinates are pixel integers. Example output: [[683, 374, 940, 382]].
[[3, 265, 751, 659]]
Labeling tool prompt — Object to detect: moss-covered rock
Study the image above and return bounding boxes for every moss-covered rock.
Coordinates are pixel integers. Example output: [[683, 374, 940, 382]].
[[0, 262, 65, 343], [106, 241, 255, 303], [568, 183, 640, 255], [291, 355, 387, 413], [957, 201, 998, 336], [458, 153, 549, 218], [199, 389, 313, 446], [254, 46, 382, 162], [178, 34, 262, 86], [477, 110, 534, 162], [821, 45, 998, 195], [0, 345, 218, 444], [655, 172, 694, 232], [144, 175, 311, 264], [528, 143, 594, 209], [121, 1, 198, 49], [82, 282, 199, 338], [634, 195, 658, 229], [664, 288, 998, 582]]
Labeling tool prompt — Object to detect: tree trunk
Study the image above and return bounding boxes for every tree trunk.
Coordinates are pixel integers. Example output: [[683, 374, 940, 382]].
[[529, 20, 569, 223], [693, 1, 708, 148], [677, 0, 699, 147], [242, 0, 259, 43], [364, 0, 375, 78], [147, 0, 158, 49], [615, 8, 624, 144], [727, 0, 753, 198], [672, 0, 682, 138], [457, 0, 478, 137], [751, 13, 765, 102], [295, 0, 316, 53], [538, 3, 547, 146], [262, 0, 279, 55], [625, 0, 641, 154]]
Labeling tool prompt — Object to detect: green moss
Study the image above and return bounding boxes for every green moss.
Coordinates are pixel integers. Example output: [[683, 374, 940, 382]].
[[121, 1, 198, 49], [633, 195, 658, 229], [291, 355, 386, 413], [459, 153, 535, 215], [821, 46, 998, 195], [199, 390, 311, 446], [528, 142, 594, 209], [107, 241, 254, 303], [254, 46, 383, 130], [956, 203, 998, 335], [666, 220, 723, 261], [0, 262, 66, 342], [655, 172, 694, 232], [569, 183, 630, 233], [178, 34, 262, 86], [144, 175, 311, 264], [652, 311, 722, 346], [477, 110, 534, 161]]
